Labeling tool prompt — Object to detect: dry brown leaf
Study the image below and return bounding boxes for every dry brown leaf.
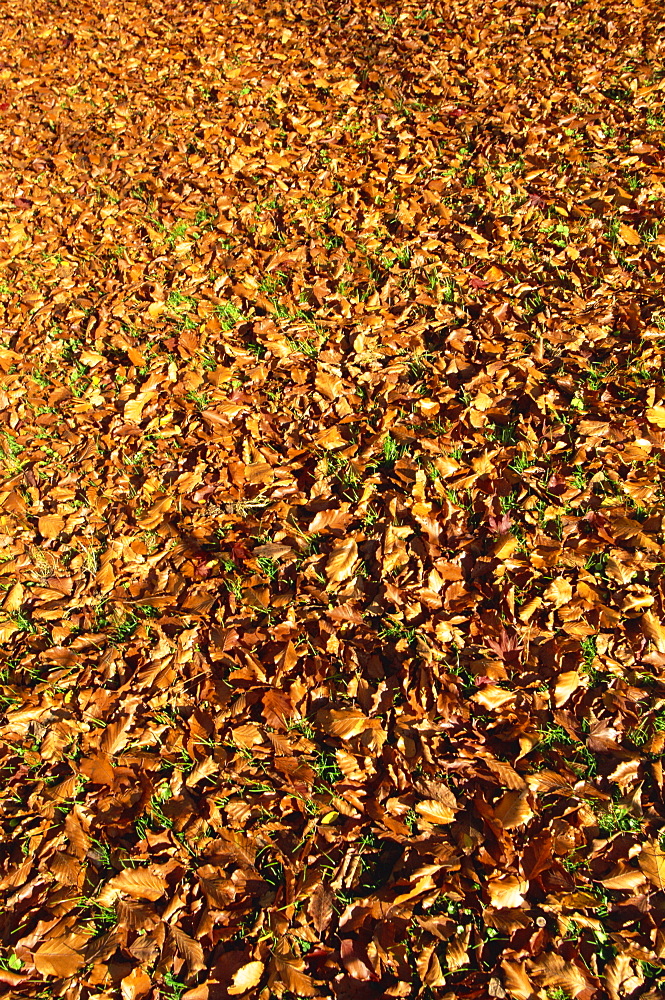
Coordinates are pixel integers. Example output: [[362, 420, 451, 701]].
[[228, 960, 264, 995], [639, 841, 665, 889], [33, 933, 88, 978], [308, 883, 333, 935], [121, 967, 152, 1000], [487, 875, 527, 909], [642, 612, 665, 653], [493, 790, 534, 829], [415, 799, 457, 824], [605, 953, 644, 1000], [500, 960, 536, 1000], [169, 924, 205, 973], [553, 670, 581, 707], [100, 868, 168, 902], [325, 536, 358, 583], [533, 952, 592, 998], [272, 955, 319, 996]]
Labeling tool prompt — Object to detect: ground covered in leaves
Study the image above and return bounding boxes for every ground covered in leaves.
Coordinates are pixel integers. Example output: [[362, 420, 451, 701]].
[[1, 0, 665, 997]]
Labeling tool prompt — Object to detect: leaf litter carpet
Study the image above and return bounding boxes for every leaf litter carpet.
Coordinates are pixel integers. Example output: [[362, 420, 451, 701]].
[[1, 0, 665, 998]]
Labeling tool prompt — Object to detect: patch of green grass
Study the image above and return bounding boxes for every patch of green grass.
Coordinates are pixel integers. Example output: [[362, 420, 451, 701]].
[[378, 615, 417, 645], [487, 422, 518, 446], [160, 972, 188, 1000], [0, 952, 23, 973], [215, 300, 243, 330], [257, 556, 278, 580], [0, 433, 25, 473], [596, 803, 641, 835], [167, 290, 196, 313], [186, 389, 210, 410]]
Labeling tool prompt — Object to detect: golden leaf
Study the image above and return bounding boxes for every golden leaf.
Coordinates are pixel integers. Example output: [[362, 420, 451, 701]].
[[101, 867, 167, 902], [316, 708, 369, 739], [646, 406, 665, 428], [38, 514, 65, 539], [415, 799, 457, 825], [487, 875, 527, 909], [121, 967, 152, 1000], [553, 670, 581, 707], [325, 537, 358, 583], [3, 581, 23, 612], [639, 840, 665, 889], [33, 933, 88, 978], [228, 960, 264, 995], [618, 223, 641, 245], [642, 611, 665, 653], [124, 390, 157, 424], [519, 595, 542, 622], [472, 685, 515, 711], [493, 790, 534, 829], [543, 577, 573, 609], [492, 533, 518, 559]]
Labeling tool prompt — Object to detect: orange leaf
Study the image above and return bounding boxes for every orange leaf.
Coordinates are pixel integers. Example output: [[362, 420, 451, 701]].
[[228, 960, 264, 995], [121, 967, 152, 1000], [325, 537, 358, 583], [415, 799, 457, 824], [646, 406, 665, 428], [33, 933, 87, 978], [101, 867, 168, 902], [639, 840, 665, 889], [38, 514, 65, 539]]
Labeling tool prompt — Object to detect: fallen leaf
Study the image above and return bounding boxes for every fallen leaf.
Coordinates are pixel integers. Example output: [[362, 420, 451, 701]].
[[228, 960, 264, 995], [325, 537, 358, 583]]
